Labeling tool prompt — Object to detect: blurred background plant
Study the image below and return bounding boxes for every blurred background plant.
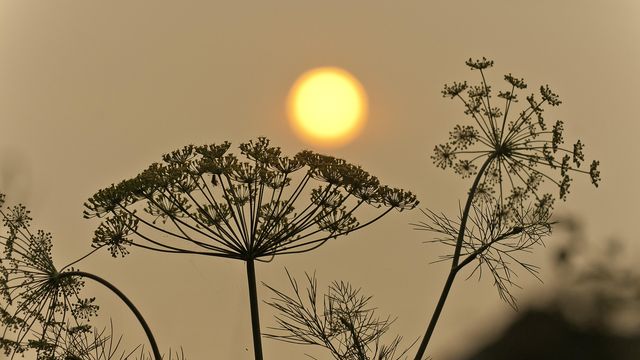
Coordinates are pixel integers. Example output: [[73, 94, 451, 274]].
[[460, 216, 640, 360], [551, 217, 640, 335]]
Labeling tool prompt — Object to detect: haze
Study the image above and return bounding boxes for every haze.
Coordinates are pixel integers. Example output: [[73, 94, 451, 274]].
[[1, 1, 638, 359]]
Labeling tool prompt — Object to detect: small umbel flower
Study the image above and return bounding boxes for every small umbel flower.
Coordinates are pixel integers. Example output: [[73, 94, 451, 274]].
[[413, 58, 602, 360], [427, 59, 601, 299], [435, 58, 600, 220], [84, 137, 418, 360], [0, 195, 98, 358]]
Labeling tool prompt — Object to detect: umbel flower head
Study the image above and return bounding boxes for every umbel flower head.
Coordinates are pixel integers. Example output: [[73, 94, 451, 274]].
[[420, 58, 602, 308], [84, 137, 418, 261], [412, 58, 602, 360], [0, 194, 98, 358], [435, 57, 600, 222]]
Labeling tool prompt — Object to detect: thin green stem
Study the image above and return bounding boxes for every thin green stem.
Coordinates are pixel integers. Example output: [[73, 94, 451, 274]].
[[413, 154, 495, 360], [59, 271, 162, 360]]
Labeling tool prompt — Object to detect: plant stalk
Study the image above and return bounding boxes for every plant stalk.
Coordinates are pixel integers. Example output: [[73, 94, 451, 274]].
[[246, 259, 264, 360], [343, 317, 367, 360], [413, 269, 458, 360], [61, 271, 162, 360], [413, 155, 495, 360]]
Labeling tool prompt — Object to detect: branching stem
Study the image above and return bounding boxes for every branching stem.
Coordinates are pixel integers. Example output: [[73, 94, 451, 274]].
[[342, 316, 367, 360], [413, 155, 495, 360]]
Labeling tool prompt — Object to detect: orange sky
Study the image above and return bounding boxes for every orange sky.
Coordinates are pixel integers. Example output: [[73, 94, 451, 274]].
[[1, 1, 639, 359]]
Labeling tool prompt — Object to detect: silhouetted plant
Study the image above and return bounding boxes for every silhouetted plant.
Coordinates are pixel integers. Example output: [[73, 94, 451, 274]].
[[1, 57, 604, 360], [264, 270, 414, 360], [83, 137, 418, 360], [412, 58, 601, 360], [133, 348, 187, 360], [50, 320, 187, 360], [45, 320, 142, 360], [0, 193, 163, 360]]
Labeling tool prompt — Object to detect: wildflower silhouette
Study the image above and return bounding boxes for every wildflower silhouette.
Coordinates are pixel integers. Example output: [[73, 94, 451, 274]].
[[133, 348, 187, 360], [50, 320, 186, 360], [412, 58, 601, 360], [0, 193, 162, 360], [51, 320, 187, 360], [83, 137, 418, 360], [264, 270, 414, 360], [45, 320, 144, 360]]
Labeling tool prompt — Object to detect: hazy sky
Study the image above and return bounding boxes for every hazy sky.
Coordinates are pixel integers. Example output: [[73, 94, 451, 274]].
[[1, 1, 639, 359]]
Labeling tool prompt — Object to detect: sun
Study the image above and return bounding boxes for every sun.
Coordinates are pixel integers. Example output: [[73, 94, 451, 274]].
[[287, 67, 368, 147]]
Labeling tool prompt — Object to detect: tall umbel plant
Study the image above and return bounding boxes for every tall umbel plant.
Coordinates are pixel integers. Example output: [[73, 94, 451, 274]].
[[84, 137, 418, 360], [412, 58, 601, 360]]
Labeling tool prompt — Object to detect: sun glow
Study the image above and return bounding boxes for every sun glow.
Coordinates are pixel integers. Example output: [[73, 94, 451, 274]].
[[287, 67, 368, 147]]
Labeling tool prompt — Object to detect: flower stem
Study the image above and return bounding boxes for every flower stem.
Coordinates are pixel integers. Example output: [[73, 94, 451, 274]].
[[246, 258, 264, 360], [413, 155, 495, 360], [60, 271, 162, 360], [342, 317, 367, 360]]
